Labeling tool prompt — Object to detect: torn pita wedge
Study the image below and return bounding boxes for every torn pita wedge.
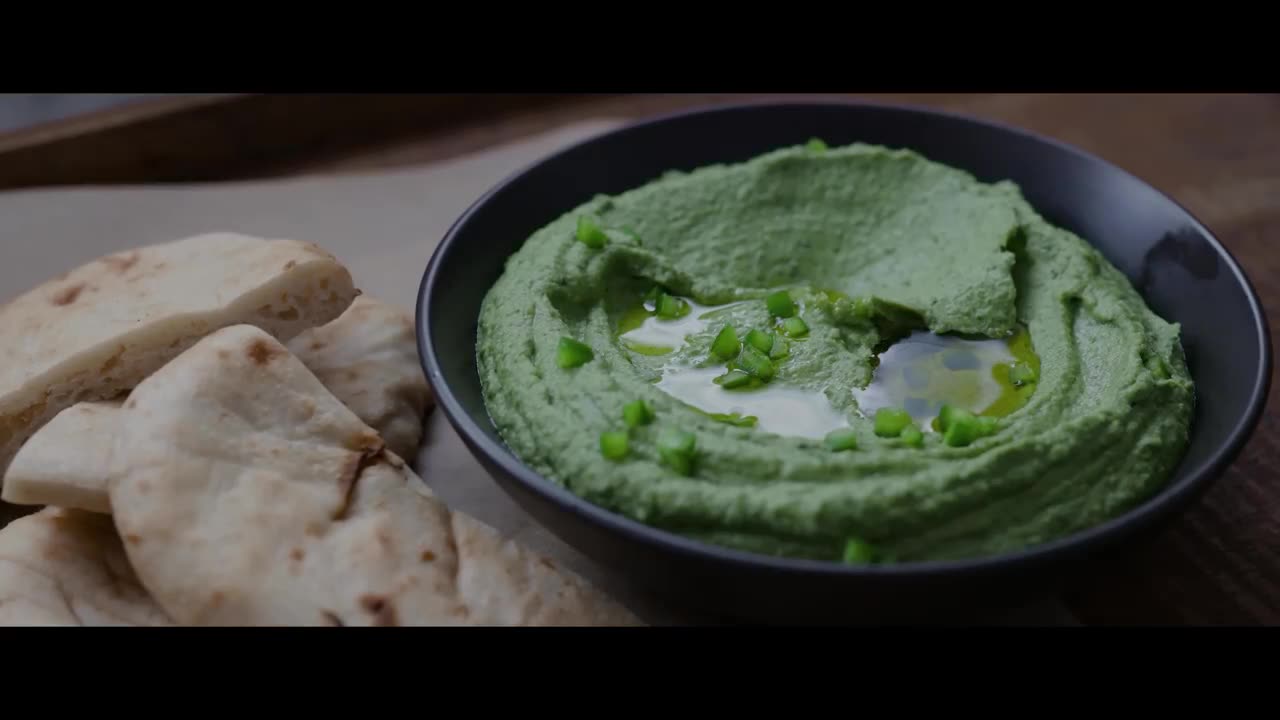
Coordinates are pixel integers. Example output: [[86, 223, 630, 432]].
[[1, 400, 119, 513], [0, 232, 358, 476], [287, 295, 432, 460], [4, 299, 430, 513], [107, 325, 641, 627], [0, 507, 172, 626]]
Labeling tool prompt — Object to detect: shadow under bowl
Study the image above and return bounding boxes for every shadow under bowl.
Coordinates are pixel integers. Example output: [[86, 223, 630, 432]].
[[416, 100, 1272, 624]]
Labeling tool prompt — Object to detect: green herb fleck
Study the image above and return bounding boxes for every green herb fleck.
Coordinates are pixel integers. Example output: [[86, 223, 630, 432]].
[[556, 337, 594, 368], [575, 216, 608, 249], [656, 293, 691, 320], [782, 316, 809, 338], [745, 328, 774, 354], [600, 431, 629, 460], [873, 407, 913, 438], [735, 346, 776, 382], [710, 325, 741, 361], [709, 412, 758, 428], [657, 427, 697, 476], [765, 290, 796, 318], [823, 428, 859, 452], [714, 369, 755, 389], [842, 538, 875, 564], [623, 399, 654, 428]]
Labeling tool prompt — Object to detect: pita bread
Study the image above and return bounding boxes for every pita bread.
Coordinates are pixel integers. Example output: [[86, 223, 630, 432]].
[[287, 295, 432, 460], [3, 299, 429, 513], [0, 507, 172, 626], [0, 232, 357, 477], [1, 401, 119, 513], [107, 324, 641, 627]]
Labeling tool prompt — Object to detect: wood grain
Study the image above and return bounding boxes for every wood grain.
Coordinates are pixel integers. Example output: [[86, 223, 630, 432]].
[[3, 92, 1275, 625]]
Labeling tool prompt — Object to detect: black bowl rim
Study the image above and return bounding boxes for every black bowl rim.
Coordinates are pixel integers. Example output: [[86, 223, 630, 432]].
[[416, 98, 1273, 579]]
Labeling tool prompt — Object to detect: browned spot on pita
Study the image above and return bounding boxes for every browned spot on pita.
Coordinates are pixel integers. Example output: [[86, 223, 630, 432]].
[[101, 252, 140, 273], [276, 307, 299, 321], [125, 533, 141, 545], [421, 549, 436, 562], [210, 591, 225, 608], [359, 595, 399, 626], [100, 347, 125, 373], [217, 349, 231, 360], [539, 557, 556, 570], [452, 606, 470, 620], [333, 433, 386, 519], [298, 398, 316, 420], [321, 611, 344, 626], [246, 339, 280, 366], [51, 283, 86, 306], [283, 260, 297, 271], [309, 340, 327, 352], [344, 369, 359, 382], [377, 530, 393, 549], [319, 278, 330, 290], [343, 431, 384, 454], [290, 547, 305, 562], [137, 479, 150, 495], [305, 522, 326, 537]]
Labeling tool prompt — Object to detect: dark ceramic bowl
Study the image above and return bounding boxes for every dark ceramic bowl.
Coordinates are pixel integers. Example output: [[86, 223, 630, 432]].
[[416, 101, 1272, 624]]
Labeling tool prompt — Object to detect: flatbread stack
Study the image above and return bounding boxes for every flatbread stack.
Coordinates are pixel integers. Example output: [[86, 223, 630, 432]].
[[0, 234, 642, 627]]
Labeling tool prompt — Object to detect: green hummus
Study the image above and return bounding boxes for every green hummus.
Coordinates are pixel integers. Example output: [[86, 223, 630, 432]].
[[476, 141, 1195, 564]]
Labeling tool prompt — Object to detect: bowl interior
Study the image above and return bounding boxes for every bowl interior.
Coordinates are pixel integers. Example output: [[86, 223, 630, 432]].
[[419, 101, 1271, 571]]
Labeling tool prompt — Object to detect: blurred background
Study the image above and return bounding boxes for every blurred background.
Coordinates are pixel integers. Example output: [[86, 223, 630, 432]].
[[3, 92, 1270, 196]]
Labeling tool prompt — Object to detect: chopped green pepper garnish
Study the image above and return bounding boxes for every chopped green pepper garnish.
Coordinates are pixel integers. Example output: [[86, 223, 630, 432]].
[[769, 337, 791, 360], [823, 428, 859, 452], [600, 431, 629, 460], [623, 399, 654, 428], [643, 285, 663, 307], [735, 346, 776, 382], [938, 405, 999, 447], [575, 216, 608, 249], [556, 337, 594, 368], [710, 325, 741, 361], [900, 424, 925, 448], [842, 538, 875, 564], [714, 369, 754, 389], [709, 412, 758, 428], [782, 316, 809, 338], [765, 290, 796, 318], [657, 427, 697, 476], [933, 404, 960, 433], [806, 137, 829, 152], [874, 407, 913, 438], [745, 328, 774, 354], [1008, 361, 1038, 386], [656, 293, 691, 320]]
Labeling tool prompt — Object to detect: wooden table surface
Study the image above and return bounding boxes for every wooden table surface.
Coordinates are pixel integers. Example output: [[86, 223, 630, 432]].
[[3, 93, 1276, 625]]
